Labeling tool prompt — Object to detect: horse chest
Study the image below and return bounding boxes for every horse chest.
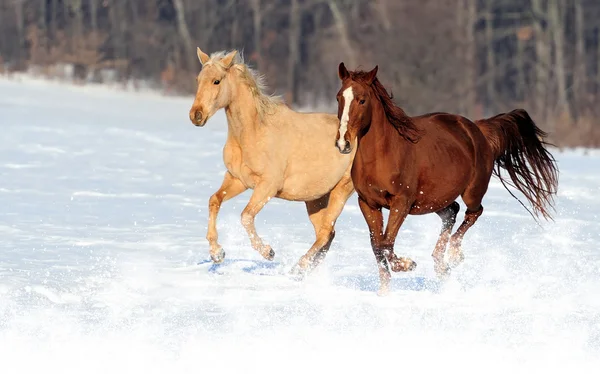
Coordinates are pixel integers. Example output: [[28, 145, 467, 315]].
[[353, 170, 395, 208], [352, 154, 417, 209]]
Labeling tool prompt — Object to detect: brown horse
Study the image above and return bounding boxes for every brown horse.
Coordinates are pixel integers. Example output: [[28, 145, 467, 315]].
[[334, 63, 559, 295]]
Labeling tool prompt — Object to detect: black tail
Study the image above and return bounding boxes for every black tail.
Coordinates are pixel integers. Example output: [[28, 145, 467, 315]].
[[476, 109, 559, 221]]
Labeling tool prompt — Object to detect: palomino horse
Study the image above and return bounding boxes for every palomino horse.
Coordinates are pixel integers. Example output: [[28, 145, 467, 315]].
[[188, 48, 356, 275], [334, 63, 559, 295]]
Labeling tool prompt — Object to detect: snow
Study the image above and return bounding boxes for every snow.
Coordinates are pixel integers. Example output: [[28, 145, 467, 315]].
[[1, 75, 600, 373]]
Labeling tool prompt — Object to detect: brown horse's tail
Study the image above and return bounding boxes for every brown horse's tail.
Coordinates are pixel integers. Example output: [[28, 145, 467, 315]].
[[475, 109, 559, 221]]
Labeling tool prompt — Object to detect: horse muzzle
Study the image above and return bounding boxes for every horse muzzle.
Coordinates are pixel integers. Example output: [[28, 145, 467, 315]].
[[189, 109, 206, 127], [335, 140, 352, 154]]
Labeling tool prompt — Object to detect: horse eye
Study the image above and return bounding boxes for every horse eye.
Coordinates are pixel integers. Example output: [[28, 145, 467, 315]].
[[359, 99, 365, 105], [214, 80, 221, 85]]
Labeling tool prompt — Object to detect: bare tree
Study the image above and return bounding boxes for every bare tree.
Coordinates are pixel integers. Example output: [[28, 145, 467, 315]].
[[250, 0, 263, 72], [286, 0, 300, 103], [327, 0, 357, 68], [531, 0, 550, 121], [573, 0, 586, 118], [0, 0, 598, 146], [90, 0, 99, 33], [484, 3, 496, 113], [173, 0, 196, 71], [454, 0, 478, 117], [598, 27, 600, 100], [549, 0, 570, 122], [13, 0, 25, 66]]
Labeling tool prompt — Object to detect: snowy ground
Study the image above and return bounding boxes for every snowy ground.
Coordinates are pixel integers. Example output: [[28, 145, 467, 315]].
[[1, 76, 600, 373]]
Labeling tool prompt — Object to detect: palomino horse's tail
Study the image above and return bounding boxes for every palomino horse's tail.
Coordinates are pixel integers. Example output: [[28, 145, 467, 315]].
[[475, 109, 559, 221]]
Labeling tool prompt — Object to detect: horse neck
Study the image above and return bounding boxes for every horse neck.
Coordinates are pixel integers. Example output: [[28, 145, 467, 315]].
[[224, 78, 262, 142], [359, 95, 399, 148]]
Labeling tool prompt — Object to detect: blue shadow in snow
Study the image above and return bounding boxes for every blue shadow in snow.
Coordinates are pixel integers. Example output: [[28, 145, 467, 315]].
[[195, 259, 443, 293], [332, 273, 443, 293], [197, 258, 282, 276]]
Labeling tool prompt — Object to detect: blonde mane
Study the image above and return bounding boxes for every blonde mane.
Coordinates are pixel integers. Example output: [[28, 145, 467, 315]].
[[207, 50, 283, 117]]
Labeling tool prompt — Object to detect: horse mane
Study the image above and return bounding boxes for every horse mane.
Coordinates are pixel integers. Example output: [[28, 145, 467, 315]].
[[350, 71, 423, 143], [208, 50, 282, 117]]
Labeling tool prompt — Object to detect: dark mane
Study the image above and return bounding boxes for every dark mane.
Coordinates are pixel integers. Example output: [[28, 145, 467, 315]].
[[350, 71, 423, 143]]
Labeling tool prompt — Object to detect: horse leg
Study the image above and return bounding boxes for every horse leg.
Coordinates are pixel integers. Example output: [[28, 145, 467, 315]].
[[289, 194, 330, 278], [206, 172, 248, 263], [240, 182, 279, 260], [447, 168, 490, 268], [447, 206, 482, 268], [294, 176, 354, 273], [432, 201, 460, 277], [358, 197, 390, 296], [447, 187, 485, 268], [382, 197, 417, 274]]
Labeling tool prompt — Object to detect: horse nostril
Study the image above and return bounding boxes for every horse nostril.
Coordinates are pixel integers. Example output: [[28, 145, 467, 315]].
[[194, 111, 203, 123], [335, 139, 351, 154], [341, 141, 352, 154]]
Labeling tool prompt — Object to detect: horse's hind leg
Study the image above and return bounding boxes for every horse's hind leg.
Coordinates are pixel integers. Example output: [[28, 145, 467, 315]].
[[447, 206, 482, 268], [447, 182, 487, 268], [292, 176, 354, 275], [305, 193, 334, 266], [432, 201, 460, 277], [289, 194, 331, 277], [206, 172, 248, 263]]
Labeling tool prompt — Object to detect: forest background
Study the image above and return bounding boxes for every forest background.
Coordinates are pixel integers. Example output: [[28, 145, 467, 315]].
[[1, 0, 599, 147]]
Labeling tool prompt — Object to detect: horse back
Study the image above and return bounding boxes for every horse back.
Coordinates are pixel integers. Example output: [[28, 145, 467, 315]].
[[413, 112, 491, 164]]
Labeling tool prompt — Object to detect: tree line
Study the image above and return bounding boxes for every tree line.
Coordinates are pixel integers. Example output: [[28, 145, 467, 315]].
[[1, 0, 599, 147]]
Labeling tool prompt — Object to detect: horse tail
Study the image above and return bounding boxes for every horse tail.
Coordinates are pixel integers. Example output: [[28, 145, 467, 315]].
[[475, 109, 559, 221]]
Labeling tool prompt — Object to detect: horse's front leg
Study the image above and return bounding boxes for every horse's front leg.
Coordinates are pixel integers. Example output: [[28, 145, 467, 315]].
[[241, 182, 279, 260], [206, 171, 248, 263], [293, 176, 354, 275], [382, 197, 417, 274], [357, 197, 390, 296]]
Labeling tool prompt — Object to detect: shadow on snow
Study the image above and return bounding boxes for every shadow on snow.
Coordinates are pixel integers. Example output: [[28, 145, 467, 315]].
[[197, 258, 442, 293]]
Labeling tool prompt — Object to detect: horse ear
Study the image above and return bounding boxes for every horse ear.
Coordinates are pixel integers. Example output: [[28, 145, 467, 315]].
[[338, 62, 350, 80], [221, 50, 238, 68], [197, 47, 210, 66], [366, 65, 378, 83]]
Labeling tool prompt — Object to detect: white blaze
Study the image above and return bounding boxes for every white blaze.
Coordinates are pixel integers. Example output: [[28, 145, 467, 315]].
[[338, 87, 353, 150]]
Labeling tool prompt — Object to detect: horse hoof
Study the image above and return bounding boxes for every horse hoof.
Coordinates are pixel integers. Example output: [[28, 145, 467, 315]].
[[435, 266, 451, 280], [289, 265, 307, 281], [377, 287, 390, 297], [210, 248, 226, 263], [391, 257, 417, 272], [447, 252, 464, 269], [261, 246, 275, 261]]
